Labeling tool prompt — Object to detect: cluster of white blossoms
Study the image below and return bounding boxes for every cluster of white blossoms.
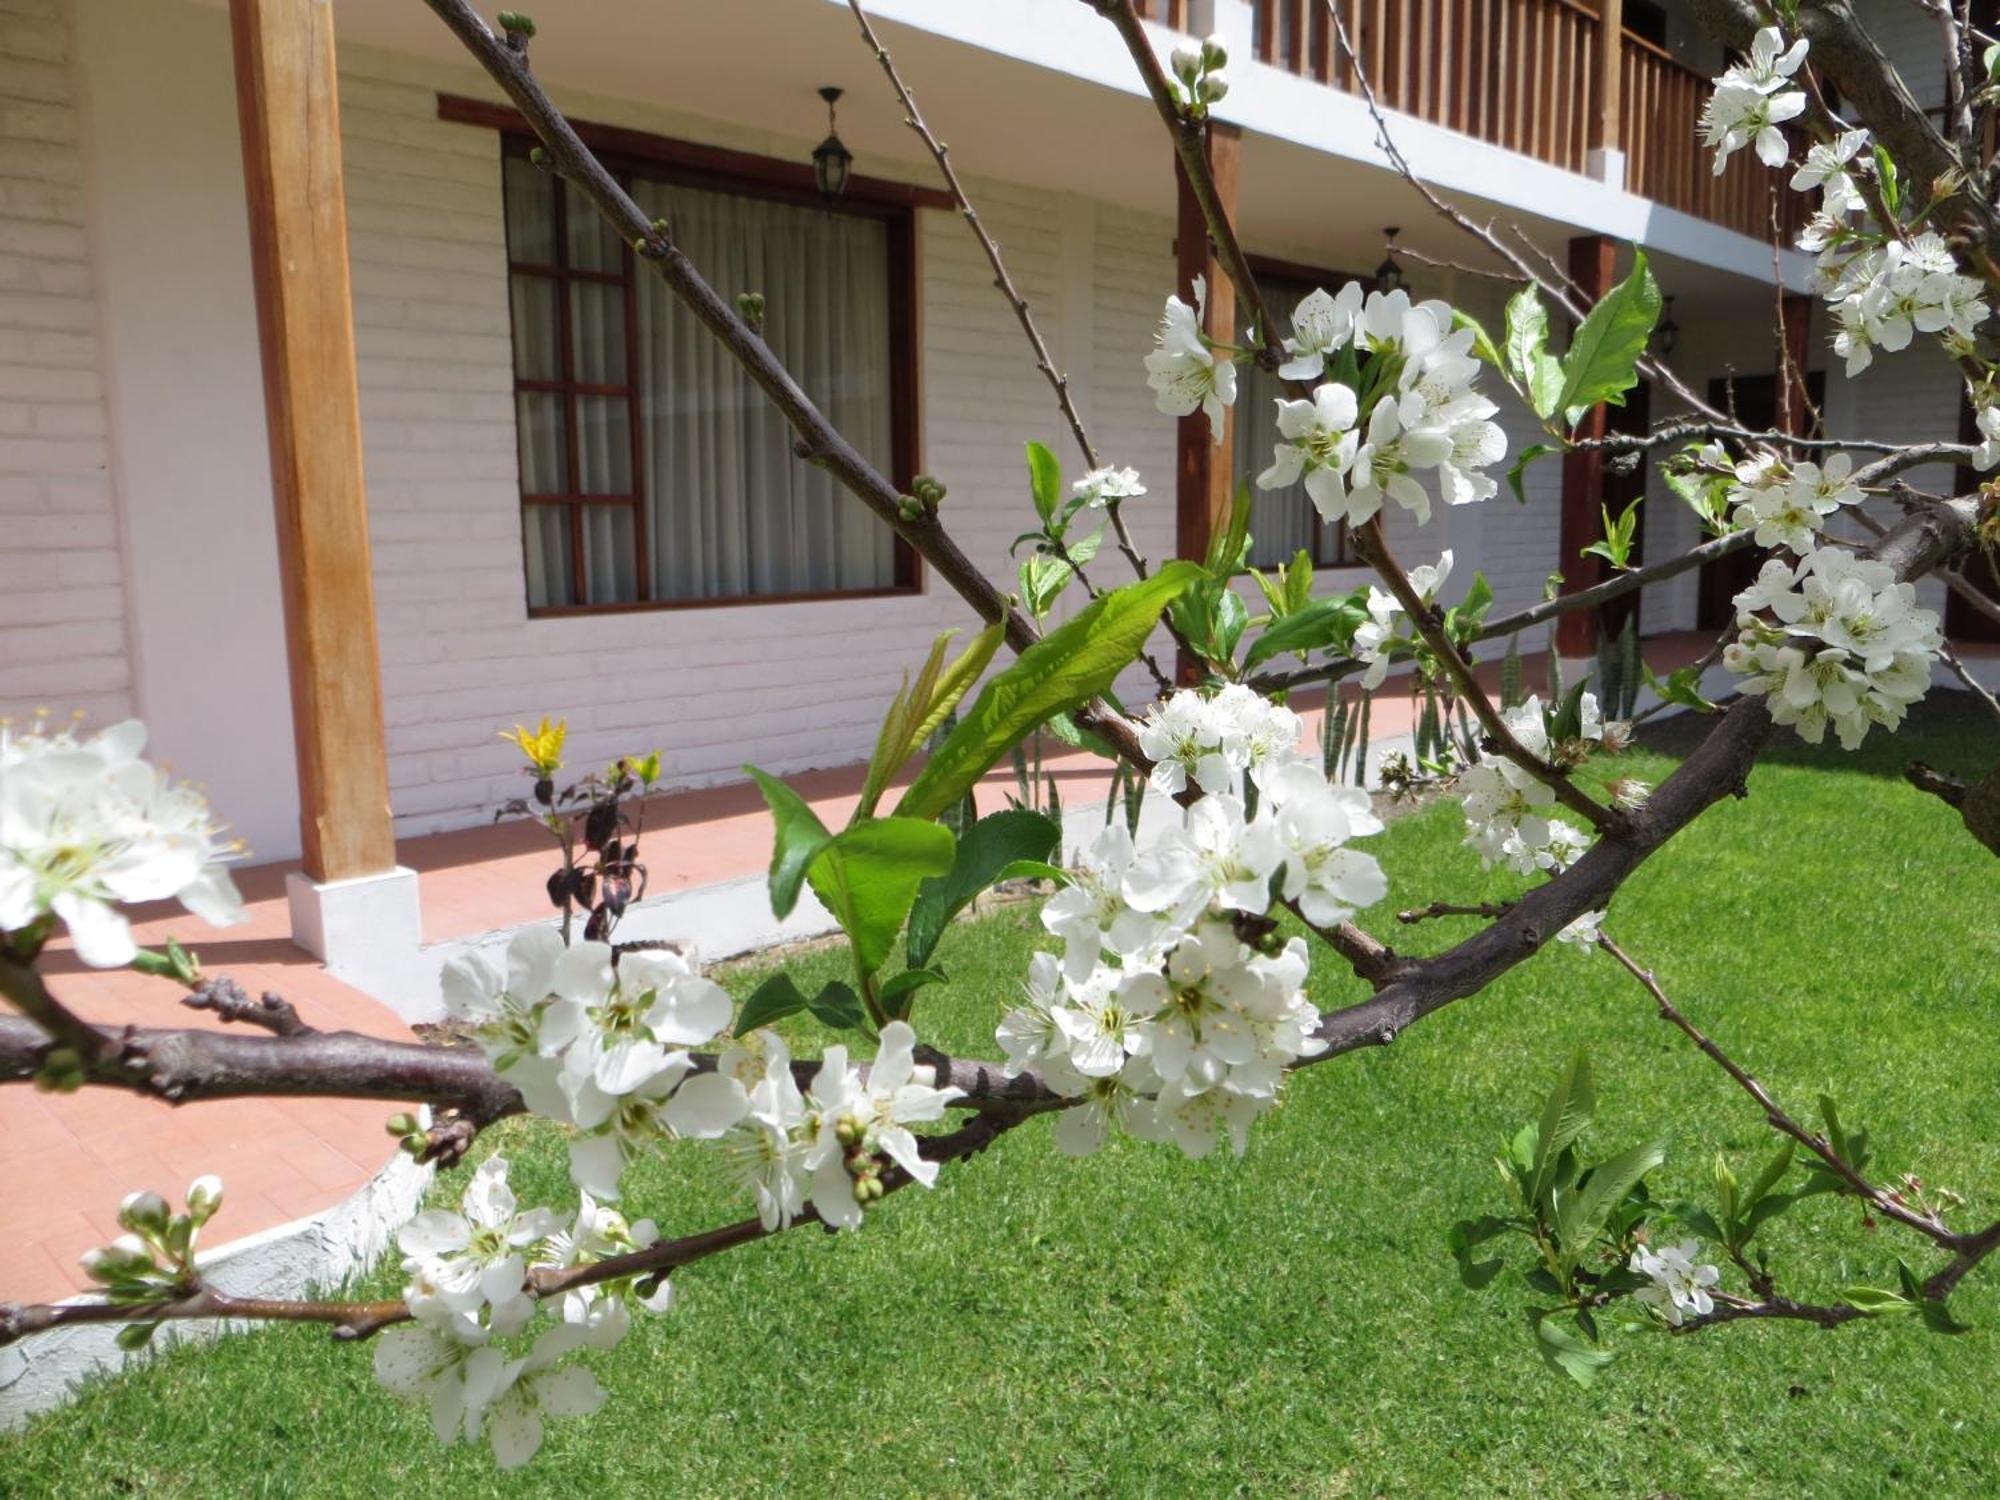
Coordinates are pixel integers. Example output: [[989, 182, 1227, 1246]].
[[1071, 464, 1146, 508], [1458, 694, 1603, 877], [1257, 285, 1506, 527], [1700, 25, 1807, 173], [442, 927, 962, 1228], [1724, 547, 1941, 749], [1629, 1239, 1723, 1327], [1723, 23, 1994, 379], [1725, 449, 1863, 555], [999, 689, 1387, 1159], [1353, 551, 1454, 688], [0, 716, 246, 967], [1135, 680, 1302, 798], [1821, 232, 1989, 377]]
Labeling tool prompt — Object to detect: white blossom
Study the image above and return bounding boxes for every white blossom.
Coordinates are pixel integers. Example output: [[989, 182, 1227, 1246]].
[[1072, 466, 1146, 508], [1790, 128, 1870, 214], [398, 1156, 558, 1340], [0, 716, 247, 968], [1971, 397, 2000, 471], [1277, 282, 1364, 380], [1258, 381, 1361, 521], [1631, 1239, 1723, 1326], [804, 1021, 964, 1231], [1700, 80, 1805, 173], [1145, 275, 1236, 437]]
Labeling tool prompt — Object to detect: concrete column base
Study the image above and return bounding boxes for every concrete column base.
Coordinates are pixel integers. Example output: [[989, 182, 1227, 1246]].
[[286, 866, 429, 1021], [1587, 147, 1627, 189]]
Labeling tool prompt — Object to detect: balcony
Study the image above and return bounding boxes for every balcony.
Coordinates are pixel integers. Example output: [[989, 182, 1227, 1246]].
[[1138, 0, 1801, 243]]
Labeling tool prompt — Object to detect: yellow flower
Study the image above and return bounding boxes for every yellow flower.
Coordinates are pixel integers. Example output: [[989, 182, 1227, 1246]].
[[501, 716, 567, 777]]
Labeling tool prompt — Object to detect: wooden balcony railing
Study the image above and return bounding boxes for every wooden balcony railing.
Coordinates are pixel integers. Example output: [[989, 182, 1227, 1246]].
[[1621, 30, 1805, 242], [1133, 0, 1193, 27], [1241, 0, 1802, 242]]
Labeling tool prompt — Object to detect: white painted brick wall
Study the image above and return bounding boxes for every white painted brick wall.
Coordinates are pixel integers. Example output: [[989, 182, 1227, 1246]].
[[0, 0, 129, 722], [337, 46, 1197, 836]]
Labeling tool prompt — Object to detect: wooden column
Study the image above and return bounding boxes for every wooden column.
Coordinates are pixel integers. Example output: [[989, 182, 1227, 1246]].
[[1173, 123, 1240, 683], [1778, 292, 1813, 438], [1556, 234, 1618, 658], [1594, 0, 1624, 157], [230, 0, 396, 882]]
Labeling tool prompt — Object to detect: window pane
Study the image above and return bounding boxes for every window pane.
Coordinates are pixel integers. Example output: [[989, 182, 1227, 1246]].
[[516, 392, 568, 496], [631, 176, 897, 602], [569, 282, 628, 385], [576, 395, 631, 495], [565, 180, 622, 273], [523, 504, 574, 608], [503, 155, 556, 264], [510, 275, 561, 381], [581, 505, 639, 605]]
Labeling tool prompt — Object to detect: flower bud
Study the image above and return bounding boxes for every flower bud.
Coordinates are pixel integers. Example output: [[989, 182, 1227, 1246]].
[[117, 1190, 171, 1238], [834, 1115, 865, 1148], [81, 1235, 155, 1285], [1170, 44, 1201, 84], [1201, 33, 1228, 70], [384, 1112, 420, 1138], [1199, 74, 1229, 104], [185, 1175, 224, 1227], [114, 1320, 160, 1352]]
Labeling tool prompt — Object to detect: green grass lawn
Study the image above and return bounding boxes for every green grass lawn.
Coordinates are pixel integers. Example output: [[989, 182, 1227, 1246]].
[[5, 699, 1998, 1498]]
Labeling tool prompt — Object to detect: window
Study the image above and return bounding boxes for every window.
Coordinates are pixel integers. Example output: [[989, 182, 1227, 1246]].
[[1232, 271, 1359, 570], [499, 138, 917, 612]]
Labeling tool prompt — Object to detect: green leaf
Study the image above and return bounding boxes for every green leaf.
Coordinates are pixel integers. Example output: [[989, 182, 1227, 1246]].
[[1207, 479, 1255, 575], [807, 817, 957, 975], [905, 808, 1062, 970], [877, 968, 945, 1021], [1026, 441, 1061, 527], [909, 621, 1005, 751], [1528, 1049, 1598, 1208], [1532, 1312, 1616, 1386], [745, 766, 833, 920], [1454, 306, 1506, 374], [1507, 444, 1555, 505], [1672, 1203, 1727, 1243], [1242, 592, 1368, 671], [1837, 1284, 1916, 1316], [1556, 248, 1661, 422], [1504, 285, 1563, 419], [1873, 145, 1900, 215], [806, 980, 865, 1031], [736, 973, 809, 1034], [1741, 1141, 1795, 1221], [896, 563, 1201, 821], [1555, 1139, 1666, 1261]]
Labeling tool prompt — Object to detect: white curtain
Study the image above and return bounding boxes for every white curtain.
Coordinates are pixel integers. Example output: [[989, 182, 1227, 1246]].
[[633, 177, 896, 601]]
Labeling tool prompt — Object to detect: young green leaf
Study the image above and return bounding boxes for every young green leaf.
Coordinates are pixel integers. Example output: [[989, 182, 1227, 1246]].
[[736, 972, 809, 1034], [905, 808, 1063, 970], [806, 980, 866, 1031], [1556, 248, 1661, 422], [878, 968, 946, 1021], [1532, 1312, 1616, 1386], [1241, 593, 1368, 670], [745, 766, 833, 920], [1507, 443, 1555, 504], [897, 563, 1201, 821], [1026, 441, 1062, 527], [1503, 285, 1563, 419], [807, 817, 957, 975], [1528, 1049, 1598, 1208]]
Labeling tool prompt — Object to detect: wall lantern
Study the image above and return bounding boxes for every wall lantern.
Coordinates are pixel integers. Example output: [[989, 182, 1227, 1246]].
[[1655, 295, 1679, 357], [1374, 227, 1404, 293], [812, 86, 853, 202]]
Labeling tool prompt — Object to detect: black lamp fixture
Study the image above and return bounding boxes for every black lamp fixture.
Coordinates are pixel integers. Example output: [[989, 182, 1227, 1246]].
[[1655, 295, 1680, 356], [1374, 227, 1404, 293], [812, 86, 853, 202]]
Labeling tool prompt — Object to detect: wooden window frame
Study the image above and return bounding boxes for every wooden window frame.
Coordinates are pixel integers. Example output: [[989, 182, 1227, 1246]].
[[453, 97, 933, 616], [1243, 252, 1370, 570]]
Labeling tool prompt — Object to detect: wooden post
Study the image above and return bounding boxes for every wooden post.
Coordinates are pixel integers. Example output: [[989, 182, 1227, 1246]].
[[230, 0, 396, 882], [1556, 234, 1617, 659], [1173, 123, 1240, 683], [1778, 292, 1812, 438], [1594, 0, 1624, 157]]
